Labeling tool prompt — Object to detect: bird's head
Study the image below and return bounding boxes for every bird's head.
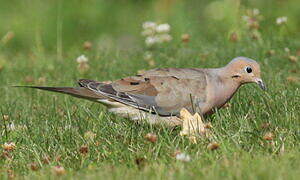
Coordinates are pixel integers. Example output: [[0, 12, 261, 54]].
[[226, 57, 266, 90]]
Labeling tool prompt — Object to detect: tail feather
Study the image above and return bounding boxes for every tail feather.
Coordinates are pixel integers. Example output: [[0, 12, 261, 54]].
[[14, 86, 104, 101]]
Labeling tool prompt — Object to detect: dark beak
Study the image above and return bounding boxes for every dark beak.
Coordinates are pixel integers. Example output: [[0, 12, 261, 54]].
[[256, 79, 266, 91]]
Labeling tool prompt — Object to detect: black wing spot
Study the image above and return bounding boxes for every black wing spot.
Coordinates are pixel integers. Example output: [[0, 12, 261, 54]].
[[130, 82, 140, 85], [144, 78, 150, 81], [171, 76, 179, 80], [231, 75, 240, 78]]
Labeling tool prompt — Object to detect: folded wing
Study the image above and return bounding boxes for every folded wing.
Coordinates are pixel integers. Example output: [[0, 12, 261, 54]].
[[79, 68, 208, 116]]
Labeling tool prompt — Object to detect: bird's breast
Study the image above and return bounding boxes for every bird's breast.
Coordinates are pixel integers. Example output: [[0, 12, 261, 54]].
[[204, 80, 240, 114], [213, 83, 239, 109]]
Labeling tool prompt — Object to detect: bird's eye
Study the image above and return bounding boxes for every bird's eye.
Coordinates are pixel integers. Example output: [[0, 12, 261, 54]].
[[245, 67, 252, 73]]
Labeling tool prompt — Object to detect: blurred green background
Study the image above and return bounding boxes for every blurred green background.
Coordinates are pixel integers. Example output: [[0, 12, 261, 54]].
[[1, 0, 299, 54]]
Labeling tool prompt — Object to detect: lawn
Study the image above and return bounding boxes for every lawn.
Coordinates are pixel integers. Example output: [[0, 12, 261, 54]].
[[0, 0, 300, 179]]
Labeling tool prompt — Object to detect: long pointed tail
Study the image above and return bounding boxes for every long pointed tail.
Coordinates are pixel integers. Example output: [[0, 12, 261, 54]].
[[14, 86, 104, 101]]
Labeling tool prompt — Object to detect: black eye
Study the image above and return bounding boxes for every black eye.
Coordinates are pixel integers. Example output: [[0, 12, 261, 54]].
[[246, 67, 252, 73]]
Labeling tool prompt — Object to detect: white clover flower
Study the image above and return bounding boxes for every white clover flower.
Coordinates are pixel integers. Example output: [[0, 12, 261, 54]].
[[176, 152, 191, 162], [276, 17, 288, 25], [253, 8, 260, 16], [284, 47, 290, 53], [157, 34, 172, 43], [145, 36, 158, 46], [76, 55, 88, 63], [142, 21, 157, 30], [141, 21, 172, 46], [156, 23, 170, 33]]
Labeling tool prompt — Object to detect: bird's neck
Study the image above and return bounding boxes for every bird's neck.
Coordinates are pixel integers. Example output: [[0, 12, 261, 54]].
[[217, 66, 241, 90], [209, 67, 241, 108]]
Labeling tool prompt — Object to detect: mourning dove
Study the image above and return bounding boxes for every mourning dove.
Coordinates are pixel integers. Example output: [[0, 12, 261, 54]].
[[17, 57, 265, 126]]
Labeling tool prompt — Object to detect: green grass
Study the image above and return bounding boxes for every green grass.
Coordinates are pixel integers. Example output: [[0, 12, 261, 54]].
[[0, 0, 300, 179]]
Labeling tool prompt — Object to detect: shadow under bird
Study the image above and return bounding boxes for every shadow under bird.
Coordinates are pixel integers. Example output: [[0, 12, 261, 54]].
[[16, 57, 266, 126]]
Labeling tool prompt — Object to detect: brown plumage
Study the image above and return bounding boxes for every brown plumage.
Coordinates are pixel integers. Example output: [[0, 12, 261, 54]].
[[16, 57, 265, 126]]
